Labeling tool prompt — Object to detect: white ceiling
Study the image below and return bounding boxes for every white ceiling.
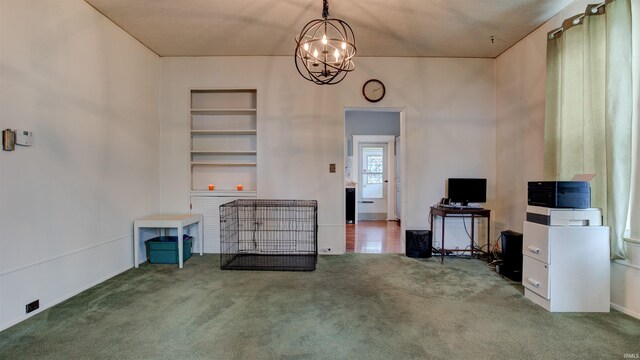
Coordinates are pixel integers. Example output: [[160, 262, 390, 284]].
[[85, 0, 576, 58]]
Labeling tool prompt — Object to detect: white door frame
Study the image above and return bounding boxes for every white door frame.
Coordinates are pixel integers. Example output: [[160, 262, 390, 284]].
[[343, 107, 407, 254], [353, 135, 396, 222]]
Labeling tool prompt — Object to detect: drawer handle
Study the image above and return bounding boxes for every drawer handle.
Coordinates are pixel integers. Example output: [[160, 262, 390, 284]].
[[527, 246, 541, 254], [527, 278, 540, 288]]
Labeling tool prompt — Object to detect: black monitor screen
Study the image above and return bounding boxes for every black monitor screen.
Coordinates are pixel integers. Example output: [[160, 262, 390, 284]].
[[448, 178, 487, 205]]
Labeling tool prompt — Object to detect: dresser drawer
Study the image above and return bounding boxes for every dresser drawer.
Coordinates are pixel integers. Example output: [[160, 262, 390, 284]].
[[523, 221, 550, 263], [523, 256, 549, 299]]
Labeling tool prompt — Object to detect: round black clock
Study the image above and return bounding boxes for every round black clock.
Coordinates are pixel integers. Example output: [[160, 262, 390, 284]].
[[362, 79, 385, 102]]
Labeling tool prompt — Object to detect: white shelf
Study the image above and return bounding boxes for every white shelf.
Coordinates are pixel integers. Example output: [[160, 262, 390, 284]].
[[191, 108, 257, 115], [191, 162, 257, 166], [190, 190, 257, 196], [190, 130, 256, 135], [190, 151, 257, 155]]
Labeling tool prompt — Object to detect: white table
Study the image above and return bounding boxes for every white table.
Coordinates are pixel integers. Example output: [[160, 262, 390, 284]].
[[133, 214, 203, 269]]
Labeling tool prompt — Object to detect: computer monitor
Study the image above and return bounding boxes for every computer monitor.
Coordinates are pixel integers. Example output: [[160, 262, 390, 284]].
[[447, 178, 487, 206]]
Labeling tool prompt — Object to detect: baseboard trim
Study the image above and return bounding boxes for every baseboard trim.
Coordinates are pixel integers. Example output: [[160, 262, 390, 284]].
[[610, 303, 640, 320], [0, 263, 132, 332], [612, 259, 640, 270], [358, 213, 387, 221]]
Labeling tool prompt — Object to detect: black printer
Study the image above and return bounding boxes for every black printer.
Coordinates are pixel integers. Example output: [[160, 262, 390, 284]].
[[528, 181, 591, 209]]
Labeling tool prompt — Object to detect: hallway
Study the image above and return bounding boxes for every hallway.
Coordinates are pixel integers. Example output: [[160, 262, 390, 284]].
[[346, 220, 401, 253]]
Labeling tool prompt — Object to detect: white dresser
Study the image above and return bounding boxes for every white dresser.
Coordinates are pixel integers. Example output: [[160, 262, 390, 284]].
[[522, 207, 610, 312]]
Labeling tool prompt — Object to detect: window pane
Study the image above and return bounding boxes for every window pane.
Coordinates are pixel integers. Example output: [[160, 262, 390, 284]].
[[367, 174, 382, 184], [367, 155, 382, 173]]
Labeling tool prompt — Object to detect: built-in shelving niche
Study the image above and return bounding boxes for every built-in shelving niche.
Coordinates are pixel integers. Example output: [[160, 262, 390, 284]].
[[190, 89, 257, 192]]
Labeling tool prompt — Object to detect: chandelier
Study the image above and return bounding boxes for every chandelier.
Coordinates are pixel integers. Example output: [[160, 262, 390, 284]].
[[294, 0, 356, 85]]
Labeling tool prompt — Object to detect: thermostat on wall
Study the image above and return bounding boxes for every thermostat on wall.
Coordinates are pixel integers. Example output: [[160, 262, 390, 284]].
[[15, 130, 33, 146]]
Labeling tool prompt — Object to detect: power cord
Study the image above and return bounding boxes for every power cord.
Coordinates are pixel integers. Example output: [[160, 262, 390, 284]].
[[427, 202, 440, 227], [463, 217, 472, 240], [487, 234, 503, 270]]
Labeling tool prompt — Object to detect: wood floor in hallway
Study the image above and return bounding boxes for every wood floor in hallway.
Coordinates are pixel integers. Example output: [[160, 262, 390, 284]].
[[346, 220, 401, 253]]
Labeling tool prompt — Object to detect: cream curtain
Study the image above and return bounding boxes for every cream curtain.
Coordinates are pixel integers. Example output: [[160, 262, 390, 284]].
[[629, 0, 640, 243], [544, 0, 633, 259]]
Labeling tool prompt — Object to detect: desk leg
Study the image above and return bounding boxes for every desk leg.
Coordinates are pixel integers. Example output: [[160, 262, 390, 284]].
[[441, 216, 445, 264], [178, 226, 184, 269], [429, 212, 435, 260], [133, 223, 140, 268], [487, 214, 491, 261], [470, 215, 475, 259], [198, 218, 204, 256]]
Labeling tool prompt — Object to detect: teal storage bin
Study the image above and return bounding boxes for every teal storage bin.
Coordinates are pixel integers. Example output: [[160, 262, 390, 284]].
[[145, 236, 193, 264]]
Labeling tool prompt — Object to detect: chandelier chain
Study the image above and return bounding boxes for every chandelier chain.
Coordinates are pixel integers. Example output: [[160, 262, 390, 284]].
[[322, 0, 329, 19]]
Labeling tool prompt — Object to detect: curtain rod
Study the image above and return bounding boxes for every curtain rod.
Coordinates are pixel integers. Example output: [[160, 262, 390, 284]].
[[547, 1, 607, 40]]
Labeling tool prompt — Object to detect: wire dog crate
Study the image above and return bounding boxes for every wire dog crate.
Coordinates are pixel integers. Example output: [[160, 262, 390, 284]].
[[220, 199, 318, 271]]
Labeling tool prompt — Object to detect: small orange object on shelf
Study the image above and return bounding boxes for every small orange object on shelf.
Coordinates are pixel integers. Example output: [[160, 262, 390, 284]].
[[236, 184, 243, 191], [208, 184, 214, 191]]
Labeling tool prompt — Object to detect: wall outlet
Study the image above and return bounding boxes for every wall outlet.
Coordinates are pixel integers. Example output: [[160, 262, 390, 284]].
[[26, 299, 39, 314]]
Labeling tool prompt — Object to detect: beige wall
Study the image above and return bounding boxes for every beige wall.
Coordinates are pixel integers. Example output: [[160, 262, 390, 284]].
[[0, 0, 161, 330], [495, 0, 592, 234], [160, 56, 496, 252]]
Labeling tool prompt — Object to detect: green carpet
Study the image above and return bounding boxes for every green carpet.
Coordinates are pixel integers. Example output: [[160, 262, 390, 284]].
[[1, 254, 638, 360]]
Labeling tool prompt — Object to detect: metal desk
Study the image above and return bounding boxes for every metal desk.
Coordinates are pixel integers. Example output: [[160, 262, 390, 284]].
[[133, 214, 203, 269], [429, 206, 491, 263]]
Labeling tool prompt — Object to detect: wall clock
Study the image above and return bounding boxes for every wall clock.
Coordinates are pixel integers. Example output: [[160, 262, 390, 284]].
[[362, 79, 385, 103]]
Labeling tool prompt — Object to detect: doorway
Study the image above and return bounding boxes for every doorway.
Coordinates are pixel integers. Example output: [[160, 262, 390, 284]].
[[344, 109, 404, 254]]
